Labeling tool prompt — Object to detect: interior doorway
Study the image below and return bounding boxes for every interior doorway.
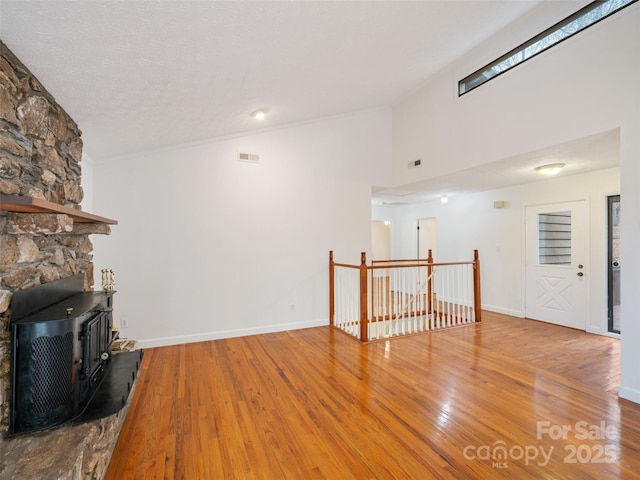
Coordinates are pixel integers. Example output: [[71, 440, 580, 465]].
[[417, 218, 437, 259], [372, 221, 391, 260], [608, 195, 621, 334]]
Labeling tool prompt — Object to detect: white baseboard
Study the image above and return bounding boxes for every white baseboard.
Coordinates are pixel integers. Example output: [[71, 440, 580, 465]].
[[619, 385, 640, 405], [482, 304, 524, 318], [138, 319, 329, 349]]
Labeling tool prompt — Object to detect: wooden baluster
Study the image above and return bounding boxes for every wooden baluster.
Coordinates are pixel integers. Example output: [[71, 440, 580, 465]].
[[473, 249, 482, 322], [392, 268, 397, 336], [373, 274, 377, 323], [464, 264, 470, 323], [401, 268, 404, 333], [467, 263, 472, 323], [329, 251, 335, 327], [359, 252, 369, 342], [438, 266, 443, 329], [452, 266, 456, 326], [375, 273, 380, 339], [446, 265, 451, 327], [411, 266, 416, 333], [371, 269, 377, 340], [335, 267, 340, 330], [418, 267, 422, 331], [338, 269, 343, 330], [405, 267, 408, 333], [455, 265, 460, 325], [427, 249, 433, 322], [380, 273, 384, 338]]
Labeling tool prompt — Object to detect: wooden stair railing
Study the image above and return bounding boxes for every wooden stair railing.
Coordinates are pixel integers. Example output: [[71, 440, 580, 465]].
[[330, 249, 481, 342]]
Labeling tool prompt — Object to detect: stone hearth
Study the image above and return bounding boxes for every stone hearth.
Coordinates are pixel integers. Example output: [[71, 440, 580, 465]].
[[0, 381, 136, 479]]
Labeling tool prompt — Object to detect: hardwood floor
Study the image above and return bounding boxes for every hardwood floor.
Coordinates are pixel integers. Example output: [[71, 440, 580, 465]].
[[104, 312, 640, 479]]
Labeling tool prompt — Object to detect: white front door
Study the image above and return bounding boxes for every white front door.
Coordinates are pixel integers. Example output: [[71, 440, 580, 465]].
[[525, 201, 588, 330]]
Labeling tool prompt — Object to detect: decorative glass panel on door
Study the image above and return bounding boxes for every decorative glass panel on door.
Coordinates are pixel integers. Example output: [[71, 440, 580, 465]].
[[538, 211, 571, 266]]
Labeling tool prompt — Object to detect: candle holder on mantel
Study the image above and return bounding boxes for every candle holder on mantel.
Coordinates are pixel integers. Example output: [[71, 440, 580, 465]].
[[101, 268, 115, 292]]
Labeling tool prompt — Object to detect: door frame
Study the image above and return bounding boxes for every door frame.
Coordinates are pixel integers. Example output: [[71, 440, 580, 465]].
[[607, 194, 621, 334]]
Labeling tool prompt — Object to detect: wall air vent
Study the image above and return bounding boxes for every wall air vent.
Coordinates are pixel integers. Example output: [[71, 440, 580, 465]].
[[408, 159, 422, 168], [238, 152, 260, 163]]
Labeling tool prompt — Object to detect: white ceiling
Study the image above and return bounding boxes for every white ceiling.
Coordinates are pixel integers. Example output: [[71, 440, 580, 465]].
[[1, 0, 618, 204], [373, 129, 621, 205], [0, 0, 542, 161]]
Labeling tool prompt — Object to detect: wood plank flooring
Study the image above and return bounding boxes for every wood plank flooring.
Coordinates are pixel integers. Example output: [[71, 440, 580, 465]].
[[104, 312, 640, 479]]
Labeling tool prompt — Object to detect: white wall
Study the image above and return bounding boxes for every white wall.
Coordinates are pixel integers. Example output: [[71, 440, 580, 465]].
[[80, 152, 94, 213], [374, 168, 619, 332], [91, 108, 391, 347], [391, 2, 640, 403], [619, 127, 640, 404], [393, 1, 633, 185]]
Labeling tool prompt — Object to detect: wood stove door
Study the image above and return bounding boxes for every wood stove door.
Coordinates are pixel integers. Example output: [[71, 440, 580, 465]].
[[83, 312, 109, 381]]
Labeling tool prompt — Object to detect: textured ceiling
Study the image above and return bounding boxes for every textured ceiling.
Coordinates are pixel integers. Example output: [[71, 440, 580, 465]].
[[0, 0, 542, 161]]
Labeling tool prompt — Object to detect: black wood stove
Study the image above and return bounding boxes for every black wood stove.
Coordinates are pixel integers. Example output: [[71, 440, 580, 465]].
[[9, 274, 143, 435]]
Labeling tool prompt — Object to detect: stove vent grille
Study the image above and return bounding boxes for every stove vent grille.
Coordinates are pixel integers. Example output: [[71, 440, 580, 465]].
[[29, 333, 74, 415]]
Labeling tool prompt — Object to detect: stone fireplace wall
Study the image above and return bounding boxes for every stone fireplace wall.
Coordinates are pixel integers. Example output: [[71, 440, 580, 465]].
[[0, 41, 108, 435]]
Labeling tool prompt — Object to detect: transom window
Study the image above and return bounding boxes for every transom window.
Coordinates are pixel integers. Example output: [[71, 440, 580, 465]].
[[459, 0, 637, 96]]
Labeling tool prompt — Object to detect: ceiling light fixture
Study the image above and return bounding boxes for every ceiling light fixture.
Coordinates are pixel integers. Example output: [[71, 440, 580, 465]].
[[251, 109, 266, 120], [440, 195, 449, 204], [534, 163, 565, 176]]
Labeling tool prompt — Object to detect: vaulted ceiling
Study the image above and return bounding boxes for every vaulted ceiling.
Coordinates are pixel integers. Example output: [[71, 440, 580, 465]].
[[2, 1, 621, 203], [0, 0, 542, 161]]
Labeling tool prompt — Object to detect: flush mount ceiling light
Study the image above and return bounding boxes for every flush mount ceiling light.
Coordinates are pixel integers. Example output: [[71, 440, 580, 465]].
[[251, 109, 267, 120], [534, 163, 565, 176], [440, 195, 449, 204]]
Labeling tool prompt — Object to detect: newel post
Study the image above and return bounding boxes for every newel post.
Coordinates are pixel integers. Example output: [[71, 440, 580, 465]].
[[359, 252, 369, 342], [329, 251, 335, 327], [473, 249, 482, 322]]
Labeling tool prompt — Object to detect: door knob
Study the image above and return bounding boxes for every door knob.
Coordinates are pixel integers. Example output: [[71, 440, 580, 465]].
[[577, 272, 584, 277]]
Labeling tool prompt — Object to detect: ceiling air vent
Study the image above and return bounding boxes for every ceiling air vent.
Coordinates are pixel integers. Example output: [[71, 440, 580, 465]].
[[238, 152, 260, 163]]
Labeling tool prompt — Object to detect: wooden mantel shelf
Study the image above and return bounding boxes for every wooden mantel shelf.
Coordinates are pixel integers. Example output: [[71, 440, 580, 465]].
[[0, 195, 118, 225]]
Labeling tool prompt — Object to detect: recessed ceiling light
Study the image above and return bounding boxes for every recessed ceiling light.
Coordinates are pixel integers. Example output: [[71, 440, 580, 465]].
[[440, 195, 449, 204], [534, 163, 565, 176], [251, 109, 267, 120]]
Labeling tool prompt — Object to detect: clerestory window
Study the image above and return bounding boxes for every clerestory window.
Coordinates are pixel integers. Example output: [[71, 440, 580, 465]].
[[458, 0, 638, 96]]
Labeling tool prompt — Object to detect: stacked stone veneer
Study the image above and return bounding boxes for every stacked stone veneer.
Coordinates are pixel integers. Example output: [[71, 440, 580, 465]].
[[0, 41, 123, 479]]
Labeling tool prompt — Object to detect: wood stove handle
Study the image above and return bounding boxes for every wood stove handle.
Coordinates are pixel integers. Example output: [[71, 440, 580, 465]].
[[101, 307, 114, 313]]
